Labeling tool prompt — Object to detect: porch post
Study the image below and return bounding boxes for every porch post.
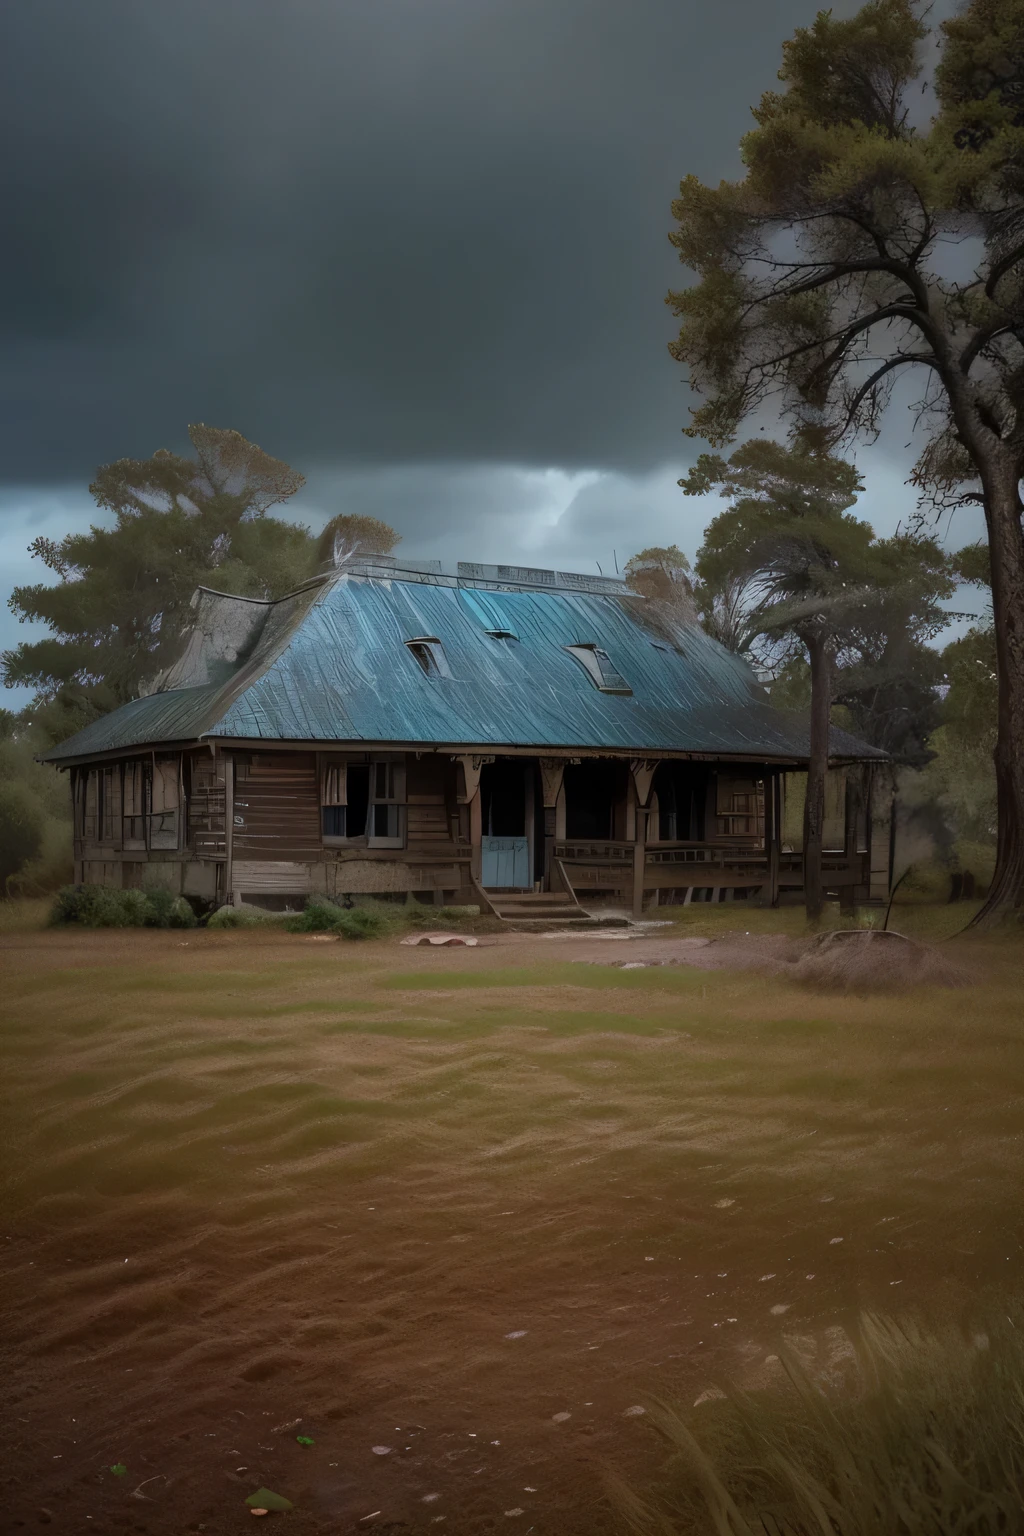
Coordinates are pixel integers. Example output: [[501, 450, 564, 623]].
[[223, 749, 236, 906], [840, 773, 857, 916], [538, 758, 565, 889], [455, 755, 490, 885], [760, 768, 780, 908], [631, 816, 647, 918], [469, 793, 483, 883], [629, 759, 658, 920]]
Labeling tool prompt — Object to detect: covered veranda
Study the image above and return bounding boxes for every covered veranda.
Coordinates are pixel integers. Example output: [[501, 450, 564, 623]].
[[458, 751, 885, 916]]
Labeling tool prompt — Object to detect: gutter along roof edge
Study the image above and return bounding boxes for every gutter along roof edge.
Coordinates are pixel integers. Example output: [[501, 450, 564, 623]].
[[44, 731, 879, 768]]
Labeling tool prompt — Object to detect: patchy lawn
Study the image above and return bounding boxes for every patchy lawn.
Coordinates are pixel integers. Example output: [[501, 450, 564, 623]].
[[1, 923, 1021, 1534]]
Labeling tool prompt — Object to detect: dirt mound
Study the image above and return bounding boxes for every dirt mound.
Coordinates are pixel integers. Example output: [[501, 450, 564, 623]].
[[788, 928, 968, 993]]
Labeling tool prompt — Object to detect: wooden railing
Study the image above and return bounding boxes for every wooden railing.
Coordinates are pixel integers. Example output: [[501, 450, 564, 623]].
[[646, 840, 770, 872], [556, 839, 771, 869], [555, 840, 634, 865], [554, 840, 870, 892]]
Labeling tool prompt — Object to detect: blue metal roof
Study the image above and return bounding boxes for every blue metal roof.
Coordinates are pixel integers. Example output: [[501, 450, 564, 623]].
[[43, 565, 885, 764]]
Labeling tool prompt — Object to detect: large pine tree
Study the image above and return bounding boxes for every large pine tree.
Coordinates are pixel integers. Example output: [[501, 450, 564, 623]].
[[666, 0, 1024, 922]]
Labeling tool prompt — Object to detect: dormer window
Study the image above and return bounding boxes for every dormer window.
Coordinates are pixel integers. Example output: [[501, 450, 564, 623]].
[[405, 636, 451, 678], [565, 644, 632, 695]]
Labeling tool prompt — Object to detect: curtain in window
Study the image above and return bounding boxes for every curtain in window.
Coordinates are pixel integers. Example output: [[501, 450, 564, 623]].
[[322, 763, 347, 806], [321, 761, 349, 838]]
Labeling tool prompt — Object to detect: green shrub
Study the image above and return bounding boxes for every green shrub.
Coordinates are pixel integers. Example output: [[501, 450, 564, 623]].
[[49, 887, 489, 936], [50, 883, 196, 929], [287, 895, 427, 939], [286, 898, 347, 932], [331, 905, 395, 940], [142, 887, 197, 928], [124, 889, 155, 925], [51, 884, 149, 927]]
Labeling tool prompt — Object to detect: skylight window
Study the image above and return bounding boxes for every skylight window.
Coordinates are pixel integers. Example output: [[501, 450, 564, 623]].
[[565, 643, 632, 695], [459, 588, 519, 641], [405, 636, 451, 678]]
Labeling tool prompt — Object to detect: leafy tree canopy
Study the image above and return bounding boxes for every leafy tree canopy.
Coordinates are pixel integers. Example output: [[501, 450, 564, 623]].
[[316, 514, 401, 567], [684, 440, 877, 656], [666, 0, 1023, 919], [3, 426, 315, 742], [668, 0, 1022, 486], [622, 545, 696, 613], [683, 440, 958, 768], [913, 624, 999, 843]]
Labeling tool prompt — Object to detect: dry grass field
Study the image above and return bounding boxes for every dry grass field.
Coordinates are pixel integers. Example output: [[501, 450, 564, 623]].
[[1, 912, 1022, 1534]]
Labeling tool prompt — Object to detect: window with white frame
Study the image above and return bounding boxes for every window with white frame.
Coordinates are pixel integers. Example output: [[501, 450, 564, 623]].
[[565, 643, 632, 695], [370, 759, 406, 845], [320, 758, 405, 847]]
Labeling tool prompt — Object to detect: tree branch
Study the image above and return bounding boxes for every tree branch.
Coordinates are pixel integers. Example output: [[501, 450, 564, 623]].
[[836, 353, 940, 439], [985, 243, 1024, 302], [960, 324, 1021, 373], [805, 310, 938, 393], [729, 308, 939, 411], [774, 257, 928, 310]]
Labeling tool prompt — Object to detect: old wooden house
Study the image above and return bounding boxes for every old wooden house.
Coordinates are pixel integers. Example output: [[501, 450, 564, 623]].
[[43, 554, 890, 918]]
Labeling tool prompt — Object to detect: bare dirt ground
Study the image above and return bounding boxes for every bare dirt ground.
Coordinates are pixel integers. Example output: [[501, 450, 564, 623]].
[[1, 925, 1021, 1535]]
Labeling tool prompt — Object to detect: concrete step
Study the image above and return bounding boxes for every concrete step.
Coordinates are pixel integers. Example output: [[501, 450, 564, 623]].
[[492, 905, 578, 919], [500, 914, 633, 930]]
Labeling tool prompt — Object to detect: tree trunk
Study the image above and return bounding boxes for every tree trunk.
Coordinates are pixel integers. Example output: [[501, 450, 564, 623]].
[[803, 631, 831, 922], [970, 467, 1024, 927]]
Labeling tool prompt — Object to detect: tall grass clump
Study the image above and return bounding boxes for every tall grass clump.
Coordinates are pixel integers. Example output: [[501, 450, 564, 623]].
[[205, 905, 291, 930], [610, 1310, 1024, 1536], [286, 896, 491, 939], [287, 897, 403, 939]]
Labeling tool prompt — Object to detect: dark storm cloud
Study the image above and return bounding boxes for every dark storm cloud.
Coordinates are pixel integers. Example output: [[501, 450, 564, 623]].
[[1, 0, 842, 481]]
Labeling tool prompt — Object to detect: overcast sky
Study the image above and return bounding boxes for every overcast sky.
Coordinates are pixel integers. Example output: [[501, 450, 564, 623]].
[[1, 0, 985, 703]]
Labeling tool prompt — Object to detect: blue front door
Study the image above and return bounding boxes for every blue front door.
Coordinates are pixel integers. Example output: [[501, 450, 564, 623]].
[[481, 836, 530, 889]]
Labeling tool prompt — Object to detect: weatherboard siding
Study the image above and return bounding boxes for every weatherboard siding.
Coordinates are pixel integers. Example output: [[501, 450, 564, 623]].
[[232, 752, 322, 861]]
